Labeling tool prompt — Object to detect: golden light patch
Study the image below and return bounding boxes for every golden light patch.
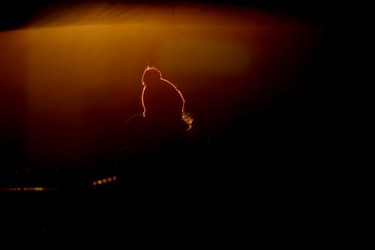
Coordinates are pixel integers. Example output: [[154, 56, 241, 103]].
[[158, 37, 251, 75]]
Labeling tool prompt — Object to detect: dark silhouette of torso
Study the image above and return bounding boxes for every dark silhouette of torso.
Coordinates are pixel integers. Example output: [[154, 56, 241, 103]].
[[114, 67, 218, 246], [116, 67, 207, 196]]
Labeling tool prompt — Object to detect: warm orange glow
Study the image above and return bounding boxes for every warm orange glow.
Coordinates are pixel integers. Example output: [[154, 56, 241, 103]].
[[0, 3, 326, 170], [0, 187, 59, 191], [0, 188, 22, 191]]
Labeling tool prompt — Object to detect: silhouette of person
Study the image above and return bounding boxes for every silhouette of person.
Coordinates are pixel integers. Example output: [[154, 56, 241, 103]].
[[115, 66, 208, 195], [113, 66, 226, 247]]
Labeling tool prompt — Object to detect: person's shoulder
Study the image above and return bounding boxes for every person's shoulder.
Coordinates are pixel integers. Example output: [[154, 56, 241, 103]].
[[125, 113, 145, 126], [122, 113, 147, 133]]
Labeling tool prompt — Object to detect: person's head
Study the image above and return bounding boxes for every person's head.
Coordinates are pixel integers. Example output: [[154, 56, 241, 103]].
[[142, 66, 162, 86], [141, 66, 193, 130]]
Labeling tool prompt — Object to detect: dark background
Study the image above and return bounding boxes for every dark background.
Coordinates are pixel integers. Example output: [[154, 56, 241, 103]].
[[0, 0, 357, 245]]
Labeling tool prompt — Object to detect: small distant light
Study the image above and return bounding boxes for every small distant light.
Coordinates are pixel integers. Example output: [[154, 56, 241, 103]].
[[0, 187, 57, 191], [23, 187, 46, 191], [0, 187, 22, 191], [91, 176, 117, 187]]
